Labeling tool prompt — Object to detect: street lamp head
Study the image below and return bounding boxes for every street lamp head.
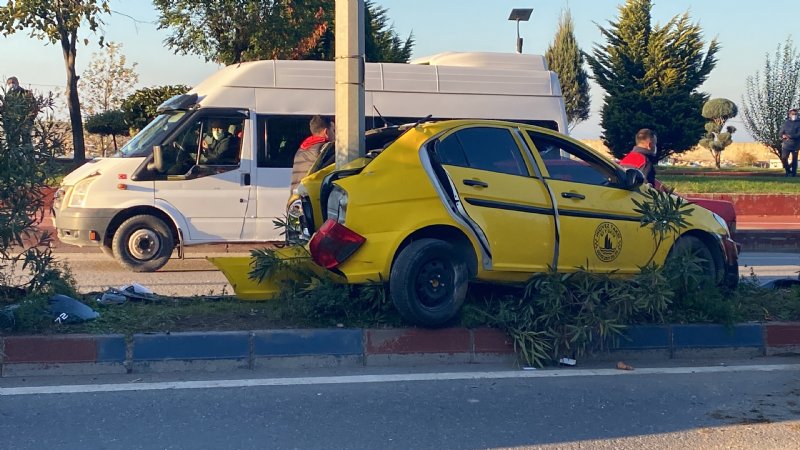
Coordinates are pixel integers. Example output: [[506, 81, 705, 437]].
[[508, 8, 533, 53], [508, 8, 533, 22]]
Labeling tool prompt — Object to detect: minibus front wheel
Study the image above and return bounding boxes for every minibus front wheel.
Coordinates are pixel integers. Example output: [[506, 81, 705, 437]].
[[112, 214, 174, 272]]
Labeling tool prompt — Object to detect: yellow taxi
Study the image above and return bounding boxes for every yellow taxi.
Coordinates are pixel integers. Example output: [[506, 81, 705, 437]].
[[296, 120, 739, 327]]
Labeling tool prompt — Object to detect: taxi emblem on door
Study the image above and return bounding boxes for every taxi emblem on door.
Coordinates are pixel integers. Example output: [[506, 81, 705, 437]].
[[593, 222, 622, 262]]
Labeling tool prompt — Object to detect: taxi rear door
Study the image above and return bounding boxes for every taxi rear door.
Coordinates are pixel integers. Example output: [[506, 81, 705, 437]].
[[431, 125, 557, 273]]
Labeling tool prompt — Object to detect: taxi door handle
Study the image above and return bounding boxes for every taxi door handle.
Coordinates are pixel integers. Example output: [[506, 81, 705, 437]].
[[561, 192, 585, 200], [463, 179, 489, 188]]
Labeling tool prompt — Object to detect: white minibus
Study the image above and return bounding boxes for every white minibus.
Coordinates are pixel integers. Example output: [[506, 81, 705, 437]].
[[52, 52, 568, 271]]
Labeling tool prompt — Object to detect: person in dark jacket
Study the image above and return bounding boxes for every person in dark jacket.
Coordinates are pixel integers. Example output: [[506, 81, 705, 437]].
[[619, 128, 658, 185], [202, 119, 239, 165], [290, 115, 334, 195], [779, 108, 800, 177], [3, 76, 37, 148]]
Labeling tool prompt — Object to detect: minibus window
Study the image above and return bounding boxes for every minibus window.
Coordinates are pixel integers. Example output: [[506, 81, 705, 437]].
[[257, 115, 310, 168], [118, 111, 186, 158]]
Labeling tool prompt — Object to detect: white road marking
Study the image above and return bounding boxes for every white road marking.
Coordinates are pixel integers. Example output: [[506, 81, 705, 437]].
[[3, 364, 800, 396]]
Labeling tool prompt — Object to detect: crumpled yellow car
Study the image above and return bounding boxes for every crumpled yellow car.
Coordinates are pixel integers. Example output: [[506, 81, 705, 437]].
[[291, 120, 738, 327]]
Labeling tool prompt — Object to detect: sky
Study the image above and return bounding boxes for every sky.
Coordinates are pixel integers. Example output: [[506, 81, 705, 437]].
[[0, 0, 796, 141]]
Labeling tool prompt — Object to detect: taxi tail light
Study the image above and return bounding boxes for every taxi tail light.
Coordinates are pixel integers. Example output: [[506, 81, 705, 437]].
[[309, 219, 365, 269]]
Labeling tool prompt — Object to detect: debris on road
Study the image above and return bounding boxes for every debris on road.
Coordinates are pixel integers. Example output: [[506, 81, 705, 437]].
[[616, 361, 635, 371], [97, 283, 162, 305], [49, 294, 100, 323], [760, 278, 800, 289]]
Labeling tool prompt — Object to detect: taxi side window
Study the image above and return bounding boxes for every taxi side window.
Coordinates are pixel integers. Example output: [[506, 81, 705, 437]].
[[438, 127, 529, 177], [527, 132, 620, 187]]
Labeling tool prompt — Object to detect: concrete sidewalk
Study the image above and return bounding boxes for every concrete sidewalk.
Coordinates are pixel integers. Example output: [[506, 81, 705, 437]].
[[738, 215, 800, 231]]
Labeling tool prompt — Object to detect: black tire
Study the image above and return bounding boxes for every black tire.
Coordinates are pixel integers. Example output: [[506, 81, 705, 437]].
[[390, 238, 469, 327], [112, 215, 174, 272], [666, 235, 719, 285]]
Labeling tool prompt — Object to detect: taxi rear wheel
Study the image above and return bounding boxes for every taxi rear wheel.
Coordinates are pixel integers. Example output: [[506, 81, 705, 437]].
[[667, 235, 718, 284], [390, 238, 469, 328]]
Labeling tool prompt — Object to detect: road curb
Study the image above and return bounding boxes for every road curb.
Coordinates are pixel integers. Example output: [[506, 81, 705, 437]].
[[2, 323, 799, 377]]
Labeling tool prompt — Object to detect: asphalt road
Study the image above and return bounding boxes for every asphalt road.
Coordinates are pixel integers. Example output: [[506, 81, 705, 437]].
[[2, 360, 800, 449], [44, 249, 800, 298]]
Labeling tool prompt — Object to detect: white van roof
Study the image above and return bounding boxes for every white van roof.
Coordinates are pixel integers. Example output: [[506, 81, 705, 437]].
[[191, 52, 560, 99], [410, 51, 548, 71], [188, 52, 566, 130]]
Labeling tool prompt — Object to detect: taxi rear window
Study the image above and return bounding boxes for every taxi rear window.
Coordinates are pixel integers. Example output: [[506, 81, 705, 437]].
[[438, 127, 528, 177]]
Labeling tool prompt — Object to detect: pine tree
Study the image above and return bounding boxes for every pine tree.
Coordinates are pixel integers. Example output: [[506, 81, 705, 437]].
[[545, 9, 590, 131], [586, 0, 718, 159]]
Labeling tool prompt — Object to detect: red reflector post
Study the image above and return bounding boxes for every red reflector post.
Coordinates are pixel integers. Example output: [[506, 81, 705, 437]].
[[309, 219, 366, 269]]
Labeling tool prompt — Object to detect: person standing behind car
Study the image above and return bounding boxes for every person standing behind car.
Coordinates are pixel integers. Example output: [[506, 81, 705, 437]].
[[290, 115, 334, 195], [779, 108, 800, 177], [619, 128, 658, 185]]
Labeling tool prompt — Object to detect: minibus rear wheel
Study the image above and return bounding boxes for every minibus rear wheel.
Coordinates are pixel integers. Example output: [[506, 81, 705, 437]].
[[112, 214, 174, 272]]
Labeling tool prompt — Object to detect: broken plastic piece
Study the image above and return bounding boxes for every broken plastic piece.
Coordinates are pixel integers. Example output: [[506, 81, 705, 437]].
[[120, 283, 153, 295], [760, 278, 800, 290], [558, 357, 577, 366], [98, 292, 127, 305], [0, 303, 20, 327], [616, 361, 634, 371], [102, 285, 160, 303], [49, 294, 100, 323]]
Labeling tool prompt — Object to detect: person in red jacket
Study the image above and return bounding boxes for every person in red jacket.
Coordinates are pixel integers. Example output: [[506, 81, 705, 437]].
[[290, 115, 335, 195], [619, 128, 658, 185]]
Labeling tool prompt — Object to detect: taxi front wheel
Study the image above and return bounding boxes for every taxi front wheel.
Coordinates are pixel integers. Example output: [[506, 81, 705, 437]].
[[390, 238, 469, 328], [667, 235, 719, 284]]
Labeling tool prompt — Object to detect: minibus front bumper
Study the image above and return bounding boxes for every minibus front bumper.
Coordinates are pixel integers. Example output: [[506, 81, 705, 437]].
[[52, 206, 119, 247]]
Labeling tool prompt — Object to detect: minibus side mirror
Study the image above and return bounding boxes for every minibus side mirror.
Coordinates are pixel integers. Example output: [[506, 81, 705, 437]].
[[147, 145, 164, 172], [624, 168, 645, 189]]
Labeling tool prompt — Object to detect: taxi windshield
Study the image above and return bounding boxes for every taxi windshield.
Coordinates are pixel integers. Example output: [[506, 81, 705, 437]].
[[116, 111, 187, 157]]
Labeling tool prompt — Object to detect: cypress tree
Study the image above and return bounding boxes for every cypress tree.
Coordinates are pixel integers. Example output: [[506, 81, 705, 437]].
[[545, 9, 590, 131], [586, 0, 718, 159]]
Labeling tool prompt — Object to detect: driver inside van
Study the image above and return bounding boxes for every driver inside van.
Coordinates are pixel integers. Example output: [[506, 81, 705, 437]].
[[201, 119, 239, 165]]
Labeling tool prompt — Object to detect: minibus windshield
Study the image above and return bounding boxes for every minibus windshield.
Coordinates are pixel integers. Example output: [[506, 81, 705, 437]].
[[116, 111, 187, 157]]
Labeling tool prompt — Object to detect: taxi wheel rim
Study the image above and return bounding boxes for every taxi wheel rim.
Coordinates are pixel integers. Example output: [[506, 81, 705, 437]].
[[128, 228, 161, 261], [415, 259, 453, 308]]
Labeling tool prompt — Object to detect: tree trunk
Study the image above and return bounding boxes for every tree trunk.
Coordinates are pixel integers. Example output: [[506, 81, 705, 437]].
[[61, 31, 86, 164], [112, 134, 118, 153]]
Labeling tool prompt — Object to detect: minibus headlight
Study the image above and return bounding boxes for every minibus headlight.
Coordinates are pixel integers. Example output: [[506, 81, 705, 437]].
[[68, 177, 98, 208]]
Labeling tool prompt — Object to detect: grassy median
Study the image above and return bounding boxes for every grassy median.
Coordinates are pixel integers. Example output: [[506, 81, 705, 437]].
[[660, 174, 800, 193]]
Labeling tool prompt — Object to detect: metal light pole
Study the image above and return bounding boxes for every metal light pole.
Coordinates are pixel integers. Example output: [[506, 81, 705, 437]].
[[508, 8, 533, 54], [335, 0, 365, 168]]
